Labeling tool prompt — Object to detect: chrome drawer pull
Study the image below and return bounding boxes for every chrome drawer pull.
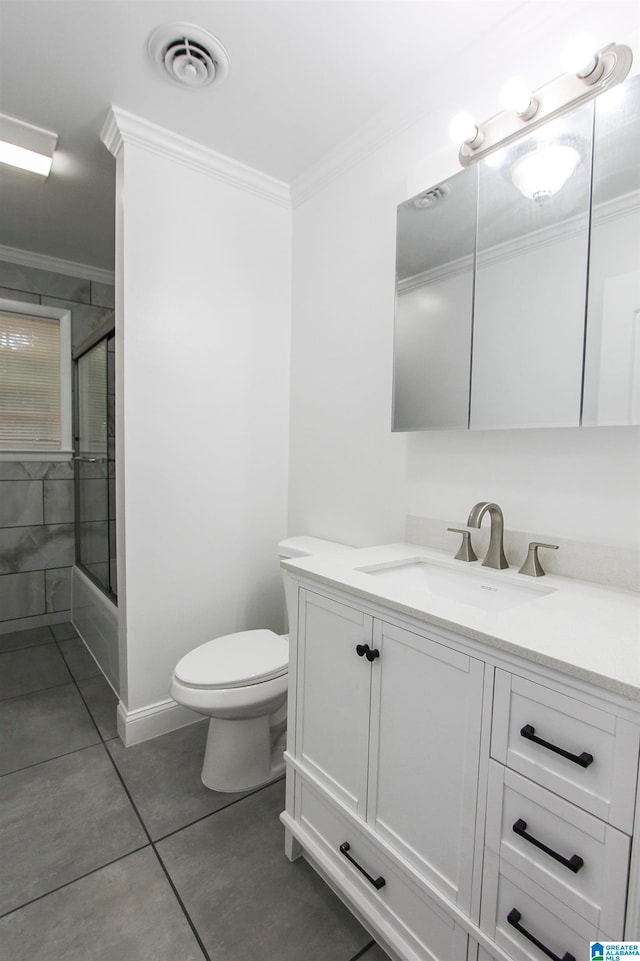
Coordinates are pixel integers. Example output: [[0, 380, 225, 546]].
[[513, 819, 584, 873], [507, 908, 576, 961], [339, 842, 386, 890], [520, 724, 594, 768]]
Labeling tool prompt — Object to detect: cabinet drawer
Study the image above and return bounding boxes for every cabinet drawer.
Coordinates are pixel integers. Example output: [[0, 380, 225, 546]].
[[482, 852, 605, 961], [486, 762, 629, 934], [298, 777, 468, 961], [492, 671, 639, 832]]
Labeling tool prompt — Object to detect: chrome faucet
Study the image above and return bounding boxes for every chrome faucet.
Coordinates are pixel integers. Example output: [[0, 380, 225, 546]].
[[467, 502, 508, 570]]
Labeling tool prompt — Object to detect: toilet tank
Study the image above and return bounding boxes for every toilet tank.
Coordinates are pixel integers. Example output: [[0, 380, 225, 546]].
[[277, 535, 352, 560], [277, 536, 352, 633]]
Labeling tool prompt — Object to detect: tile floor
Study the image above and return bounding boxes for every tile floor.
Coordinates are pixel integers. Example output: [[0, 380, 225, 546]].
[[0, 622, 391, 961]]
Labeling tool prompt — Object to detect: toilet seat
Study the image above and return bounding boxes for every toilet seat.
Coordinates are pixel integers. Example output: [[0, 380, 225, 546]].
[[174, 629, 288, 690]]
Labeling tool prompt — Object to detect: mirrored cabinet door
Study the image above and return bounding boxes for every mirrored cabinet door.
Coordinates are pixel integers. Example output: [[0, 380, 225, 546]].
[[470, 102, 593, 429], [582, 74, 640, 426], [392, 167, 477, 430]]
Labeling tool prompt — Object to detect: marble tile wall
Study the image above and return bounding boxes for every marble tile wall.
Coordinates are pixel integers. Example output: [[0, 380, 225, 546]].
[[0, 259, 115, 634]]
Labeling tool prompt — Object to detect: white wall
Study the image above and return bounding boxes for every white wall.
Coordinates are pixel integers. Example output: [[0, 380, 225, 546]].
[[109, 118, 291, 729], [288, 31, 640, 553]]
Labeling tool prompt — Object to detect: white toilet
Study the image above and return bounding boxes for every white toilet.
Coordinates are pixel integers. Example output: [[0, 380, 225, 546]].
[[169, 536, 349, 793]]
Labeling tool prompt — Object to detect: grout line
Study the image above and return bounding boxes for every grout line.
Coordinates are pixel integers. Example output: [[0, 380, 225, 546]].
[[152, 775, 286, 844], [151, 847, 213, 961], [0, 737, 102, 780], [3, 627, 276, 960], [0, 676, 74, 702], [0, 844, 152, 921], [348, 942, 376, 961], [0, 739, 106, 780], [0, 676, 78, 707], [57, 648, 214, 958]]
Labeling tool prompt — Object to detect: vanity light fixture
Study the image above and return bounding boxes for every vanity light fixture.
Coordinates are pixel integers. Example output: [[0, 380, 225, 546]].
[[450, 38, 632, 167], [0, 113, 57, 178]]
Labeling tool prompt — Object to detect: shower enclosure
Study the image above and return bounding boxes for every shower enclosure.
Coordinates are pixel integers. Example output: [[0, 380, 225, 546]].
[[71, 323, 119, 694], [74, 326, 116, 598]]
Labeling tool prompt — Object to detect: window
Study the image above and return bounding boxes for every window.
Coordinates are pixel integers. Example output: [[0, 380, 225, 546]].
[[0, 300, 72, 457]]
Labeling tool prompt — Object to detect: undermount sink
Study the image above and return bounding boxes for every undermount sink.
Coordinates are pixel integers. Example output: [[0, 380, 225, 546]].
[[357, 559, 556, 612]]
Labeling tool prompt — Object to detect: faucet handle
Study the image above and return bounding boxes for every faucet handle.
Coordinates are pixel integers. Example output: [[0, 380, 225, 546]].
[[519, 541, 559, 577], [447, 527, 478, 563]]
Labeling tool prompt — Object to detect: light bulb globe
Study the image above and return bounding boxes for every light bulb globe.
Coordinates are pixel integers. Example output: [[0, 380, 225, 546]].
[[511, 145, 580, 201], [499, 76, 532, 115], [448, 112, 478, 145], [561, 34, 598, 75]]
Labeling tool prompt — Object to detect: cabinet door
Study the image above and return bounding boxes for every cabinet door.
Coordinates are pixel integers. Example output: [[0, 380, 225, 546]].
[[367, 620, 485, 911], [295, 590, 373, 817]]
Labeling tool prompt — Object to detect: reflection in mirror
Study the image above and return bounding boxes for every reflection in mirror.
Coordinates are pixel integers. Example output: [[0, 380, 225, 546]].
[[392, 166, 477, 430], [470, 102, 593, 429], [583, 74, 640, 426]]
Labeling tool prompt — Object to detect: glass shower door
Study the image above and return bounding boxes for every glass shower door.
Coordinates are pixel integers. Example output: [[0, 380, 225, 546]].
[[75, 332, 116, 598]]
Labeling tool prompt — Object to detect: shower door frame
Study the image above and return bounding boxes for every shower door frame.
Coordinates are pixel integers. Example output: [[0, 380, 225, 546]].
[[73, 319, 117, 602]]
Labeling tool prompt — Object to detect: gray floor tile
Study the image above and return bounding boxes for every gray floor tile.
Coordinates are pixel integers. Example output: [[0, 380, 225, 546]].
[[107, 720, 252, 840], [59, 636, 101, 681], [157, 780, 370, 961], [77, 675, 118, 740], [0, 643, 71, 700], [0, 626, 54, 653], [50, 621, 79, 641], [0, 683, 100, 776], [0, 744, 148, 915], [0, 847, 206, 961]]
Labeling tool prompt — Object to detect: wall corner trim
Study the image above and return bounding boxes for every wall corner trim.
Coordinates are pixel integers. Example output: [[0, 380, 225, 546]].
[[101, 106, 292, 209]]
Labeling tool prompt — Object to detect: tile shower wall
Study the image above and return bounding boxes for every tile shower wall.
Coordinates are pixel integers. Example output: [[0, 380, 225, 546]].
[[0, 259, 114, 634]]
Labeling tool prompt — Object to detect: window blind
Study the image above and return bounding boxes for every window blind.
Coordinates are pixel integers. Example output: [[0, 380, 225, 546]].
[[0, 311, 62, 450]]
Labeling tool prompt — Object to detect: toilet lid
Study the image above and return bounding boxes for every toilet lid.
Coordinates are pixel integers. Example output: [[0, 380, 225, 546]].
[[174, 630, 288, 689]]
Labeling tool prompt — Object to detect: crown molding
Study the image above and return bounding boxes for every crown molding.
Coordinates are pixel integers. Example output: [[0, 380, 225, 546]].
[[101, 106, 291, 209], [0, 243, 115, 285]]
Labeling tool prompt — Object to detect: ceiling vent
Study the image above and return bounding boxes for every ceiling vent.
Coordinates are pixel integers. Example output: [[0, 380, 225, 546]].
[[147, 23, 230, 89]]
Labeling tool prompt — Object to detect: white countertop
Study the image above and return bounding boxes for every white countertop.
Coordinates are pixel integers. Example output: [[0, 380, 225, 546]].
[[282, 543, 640, 702]]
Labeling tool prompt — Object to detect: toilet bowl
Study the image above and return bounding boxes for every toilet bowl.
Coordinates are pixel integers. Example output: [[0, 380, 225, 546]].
[[169, 536, 350, 793]]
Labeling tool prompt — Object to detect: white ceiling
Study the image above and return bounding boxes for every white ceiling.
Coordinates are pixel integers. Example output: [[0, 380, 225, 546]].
[[0, 0, 638, 271]]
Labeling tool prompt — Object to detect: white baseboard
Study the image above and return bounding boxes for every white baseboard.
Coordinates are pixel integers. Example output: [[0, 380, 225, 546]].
[[117, 697, 202, 746]]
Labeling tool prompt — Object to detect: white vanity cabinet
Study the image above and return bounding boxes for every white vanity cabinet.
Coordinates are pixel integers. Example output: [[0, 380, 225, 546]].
[[283, 585, 487, 960], [281, 566, 640, 961], [479, 671, 640, 961]]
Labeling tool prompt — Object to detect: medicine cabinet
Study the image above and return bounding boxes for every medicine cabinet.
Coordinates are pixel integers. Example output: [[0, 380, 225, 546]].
[[392, 73, 640, 431]]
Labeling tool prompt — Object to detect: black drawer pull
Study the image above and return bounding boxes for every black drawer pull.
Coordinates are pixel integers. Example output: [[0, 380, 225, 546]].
[[339, 842, 386, 890], [355, 644, 380, 662], [520, 724, 594, 768], [507, 907, 576, 961], [513, 819, 584, 873]]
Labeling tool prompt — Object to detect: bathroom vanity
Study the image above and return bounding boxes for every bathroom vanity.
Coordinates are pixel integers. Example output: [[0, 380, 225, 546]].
[[280, 545, 640, 961]]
